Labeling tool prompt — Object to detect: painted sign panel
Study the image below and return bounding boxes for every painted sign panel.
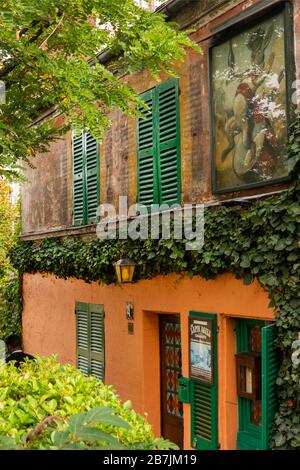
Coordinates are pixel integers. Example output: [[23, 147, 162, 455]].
[[211, 9, 289, 192], [189, 316, 213, 384]]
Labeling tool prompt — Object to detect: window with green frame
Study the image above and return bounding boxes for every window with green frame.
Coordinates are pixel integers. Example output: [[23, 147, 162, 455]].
[[137, 78, 181, 207], [76, 302, 105, 382], [236, 319, 278, 450], [72, 131, 100, 226]]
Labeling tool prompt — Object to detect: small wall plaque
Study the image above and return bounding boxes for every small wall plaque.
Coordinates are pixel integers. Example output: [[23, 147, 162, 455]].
[[126, 303, 134, 321], [128, 322, 134, 335]]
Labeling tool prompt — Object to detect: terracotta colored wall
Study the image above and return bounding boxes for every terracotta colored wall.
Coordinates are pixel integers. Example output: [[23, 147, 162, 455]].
[[22, 272, 274, 450]]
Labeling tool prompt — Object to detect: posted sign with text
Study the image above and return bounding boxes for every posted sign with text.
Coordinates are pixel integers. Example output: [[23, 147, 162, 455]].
[[189, 316, 214, 384]]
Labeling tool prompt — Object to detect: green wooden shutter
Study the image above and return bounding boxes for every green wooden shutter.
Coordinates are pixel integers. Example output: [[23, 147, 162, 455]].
[[137, 89, 158, 206], [85, 133, 100, 224], [72, 132, 99, 225], [76, 302, 89, 376], [157, 79, 181, 206], [72, 131, 85, 226], [90, 304, 105, 381], [262, 323, 278, 450], [137, 79, 181, 207], [190, 313, 219, 450], [76, 303, 105, 381]]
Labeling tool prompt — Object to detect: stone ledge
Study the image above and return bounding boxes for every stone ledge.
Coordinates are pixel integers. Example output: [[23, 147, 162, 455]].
[[21, 224, 97, 241]]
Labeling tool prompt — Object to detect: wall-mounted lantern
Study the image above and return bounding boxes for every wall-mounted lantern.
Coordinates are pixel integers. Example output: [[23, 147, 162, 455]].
[[114, 258, 137, 283], [235, 352, 261, 401]]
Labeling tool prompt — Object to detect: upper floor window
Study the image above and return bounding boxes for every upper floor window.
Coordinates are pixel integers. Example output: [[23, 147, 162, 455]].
[[137, 78, 181, 207], [210, 4, 294, 193], [72, 131, 99, 226]]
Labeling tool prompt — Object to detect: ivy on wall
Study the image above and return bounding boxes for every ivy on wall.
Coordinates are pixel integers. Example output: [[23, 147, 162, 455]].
[[9, 110, 300, 449]]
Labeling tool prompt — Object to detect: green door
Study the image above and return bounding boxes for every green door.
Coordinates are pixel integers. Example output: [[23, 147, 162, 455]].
[[189, 312, 219, 450], [236, 319, 278, 450]]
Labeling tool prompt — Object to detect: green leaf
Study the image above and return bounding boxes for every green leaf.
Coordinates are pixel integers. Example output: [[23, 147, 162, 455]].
[[274, 433, 286, 448], [85, 407, 131, 429], [75, 427, 121, 446], [63, 443, 87, 450], [68, 413, 87, 433], [52, 431, 70, 448], [259, 274, 278, 286], [0, 435, 17, 450]]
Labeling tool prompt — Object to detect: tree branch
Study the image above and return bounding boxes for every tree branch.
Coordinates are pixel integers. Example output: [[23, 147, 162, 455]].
[[25, 415, 64, 443]]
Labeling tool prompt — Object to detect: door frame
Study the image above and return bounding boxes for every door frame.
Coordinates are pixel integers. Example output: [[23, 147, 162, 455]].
[[236, 318, 264, 450], [159, 314, 183, 449]]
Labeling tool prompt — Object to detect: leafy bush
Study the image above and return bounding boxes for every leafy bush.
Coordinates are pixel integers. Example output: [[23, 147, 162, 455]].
[[0, 407, 133, 450], [0, 273, 22, 340], [0, 357, 177, 450]]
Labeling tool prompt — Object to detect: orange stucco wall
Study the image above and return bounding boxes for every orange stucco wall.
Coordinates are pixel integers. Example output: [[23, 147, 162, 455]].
[[22, 272, 274, 450]]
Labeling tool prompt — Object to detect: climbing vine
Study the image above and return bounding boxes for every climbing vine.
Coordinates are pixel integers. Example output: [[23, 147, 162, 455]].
[[9, 109, 300, 449]]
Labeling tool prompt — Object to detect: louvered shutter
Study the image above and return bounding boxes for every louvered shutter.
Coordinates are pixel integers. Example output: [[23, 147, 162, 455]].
[[157, 79, 181, 206], [72, 132, 85, 225], [262, 324, 278, 450], [76, 303, 89, 376], [191, 382, 218, 450], [76, 303, 105, 381], [85, 133, 99, 224], [137, 89, 158, 206], [90, 304, 105, 381], [190, 313, 219, 450]]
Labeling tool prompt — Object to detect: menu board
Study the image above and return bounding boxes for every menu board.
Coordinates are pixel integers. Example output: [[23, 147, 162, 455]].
[[189, 316, 214, 384]]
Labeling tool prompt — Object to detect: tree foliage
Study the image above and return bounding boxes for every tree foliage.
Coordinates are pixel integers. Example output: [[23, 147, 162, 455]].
[[0, 179, 16, 275], [0, 179, 21, 339], [0, 0, 198, 177]]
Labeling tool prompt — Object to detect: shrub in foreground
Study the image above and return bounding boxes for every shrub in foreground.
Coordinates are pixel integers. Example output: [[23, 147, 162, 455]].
[[0, 357, 177, 450]]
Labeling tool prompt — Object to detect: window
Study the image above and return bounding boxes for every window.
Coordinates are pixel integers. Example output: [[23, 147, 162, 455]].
[[236, 319, 278, 450], [76, 302, 105, 381], [137, 78, 181, 207], [72, 131, 100, 225]]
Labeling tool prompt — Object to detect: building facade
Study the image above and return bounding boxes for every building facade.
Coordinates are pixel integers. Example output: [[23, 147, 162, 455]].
[[20, 0, 300, 450]]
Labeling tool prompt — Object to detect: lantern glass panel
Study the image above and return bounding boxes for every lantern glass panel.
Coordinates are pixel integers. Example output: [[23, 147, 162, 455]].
[[121, 266, 131, 283], [114, 265, 122, 283]]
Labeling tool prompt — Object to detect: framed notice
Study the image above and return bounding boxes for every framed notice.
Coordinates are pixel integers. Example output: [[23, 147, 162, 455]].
[[189, 316, 214, 384]]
